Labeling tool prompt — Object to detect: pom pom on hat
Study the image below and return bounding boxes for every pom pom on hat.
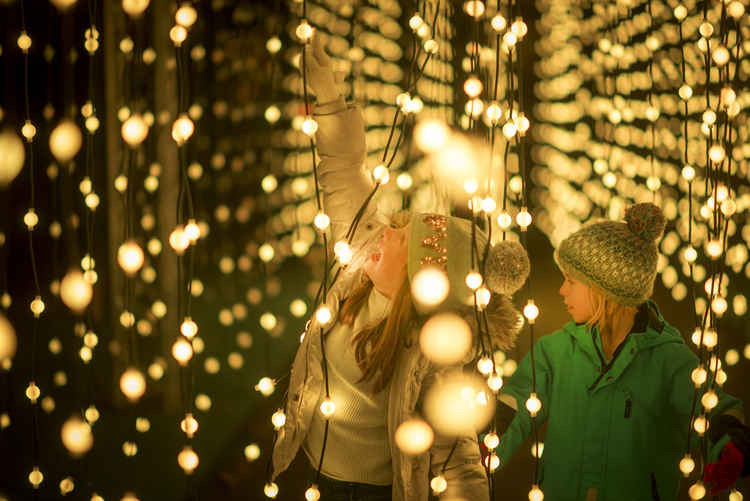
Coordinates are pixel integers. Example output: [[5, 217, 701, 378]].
[[485, 240, 530, 295], [625, 203, 666, 242]]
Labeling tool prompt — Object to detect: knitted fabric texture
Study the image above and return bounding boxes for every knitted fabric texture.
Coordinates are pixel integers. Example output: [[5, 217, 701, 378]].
[[554, 203, 666, 306], [407, 213, 529, 313]]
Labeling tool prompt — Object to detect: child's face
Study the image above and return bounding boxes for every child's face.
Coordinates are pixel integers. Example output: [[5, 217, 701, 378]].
[[559, 273, 594, 324]]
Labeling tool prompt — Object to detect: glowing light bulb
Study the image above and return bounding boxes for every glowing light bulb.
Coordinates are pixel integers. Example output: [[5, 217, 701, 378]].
[[271, 409, 286, 430], [475, 287, 492, 309], [673, 5, 687, 20], [26, 381, 41, 403], [712, 46, 730, 66], [60, 270, 93, 313], [491, 14, 507, 31], [395, 418, 434, 454], [476, 356, 494, 375], [49, 120, 83, 164], [169, 226, 190, 254], [117, 241, 145, 275], [688, 481, 706, 500], [252, 376, 275, 396], [678, 84, 693, 100], [296, 20, 313, 41], [0, 129, 25, 187], [320, 398, 335, 418], [61, 416, 93, 456], [301, 116, 318, 136], [701, 390, 718, 411], [693, 415, 708, 435], [121, 114, 149, 147], [180, 317, 198, 339], [305, 485, 321, 501], [411, 266, 449, 309], [264, 482, 279, 498], [172, 338, 193, 365], [266, 37, 281, 54], [170, 25, 188, 46], [488, 373, 503, 391], [171, 114, 194, 145], [372, 164, 390, 185], [684, 246, 697, 263], [484, 432, 500, 449], [122, 0, 149, 17], [28, 467, 43, 488], [414, 119, 448, 152], [497, 212, 512, 230], [120, 368, 146, 401], [486, 102, 502, 124], [178, 446, 199, 474], [706, 240, 722, 259], [264, 105, 281, 124], [525, 392, 542, 417], [334, 241, 353, 264], [315, 306, 332, 325], [523, 300, 539, 324], [529, 485, 544, 501], [516, 208, 532, 229], [313, 212, 330, 231], [502, 121, 517, 138], [465, 270, 484, 292], [184, 219, 200, 242], [30, 296, 45, 317], [708, 145, 725, 164], [463, 76, 483, 98], [423, 39, 438, 54], [180, 413, 199, 438], [430, 475, 447, 494], [175, 5, 197, 27], [681, 165, 695, 181], [24, 209, 38, 230]]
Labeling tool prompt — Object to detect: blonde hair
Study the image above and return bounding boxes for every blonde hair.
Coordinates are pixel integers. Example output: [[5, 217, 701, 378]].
[[339, 210, 415, 393], [585, 285, 638, 339]]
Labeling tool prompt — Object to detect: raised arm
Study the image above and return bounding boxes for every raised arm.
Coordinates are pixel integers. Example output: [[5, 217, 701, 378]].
[[303, 33, 380, 249]]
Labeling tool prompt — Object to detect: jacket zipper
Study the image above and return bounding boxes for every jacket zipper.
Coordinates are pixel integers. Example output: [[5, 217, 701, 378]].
[[587, 330, 630, 391]]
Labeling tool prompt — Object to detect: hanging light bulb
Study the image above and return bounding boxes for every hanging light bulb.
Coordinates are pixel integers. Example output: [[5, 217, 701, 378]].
[[49, 120, 83, 164], [60, 270, 93, 313], [171, 114, 194, 145], [177, 446, 199, 474], [61, 416, 94, 456], [525, 392, 542, 417], [175, 5, 198, 27], [117, 241, 145, 275], [120, 368, 146, 401]]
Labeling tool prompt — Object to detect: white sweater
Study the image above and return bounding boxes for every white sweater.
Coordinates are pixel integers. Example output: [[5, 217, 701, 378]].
[[303, 288, 392, 485]]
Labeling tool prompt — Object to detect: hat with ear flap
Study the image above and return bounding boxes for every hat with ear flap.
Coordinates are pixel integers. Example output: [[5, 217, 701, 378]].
[[407, 213, 530, 313]]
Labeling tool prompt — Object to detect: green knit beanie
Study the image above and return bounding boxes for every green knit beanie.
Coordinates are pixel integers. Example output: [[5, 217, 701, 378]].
[[554, 203, 666, 306], [407, 213, 530, 312]]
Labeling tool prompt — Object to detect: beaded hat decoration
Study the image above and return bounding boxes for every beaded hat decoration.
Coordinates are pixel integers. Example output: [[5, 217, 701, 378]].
[[407, 213, 530, 312], [554, 202, 667, 306]]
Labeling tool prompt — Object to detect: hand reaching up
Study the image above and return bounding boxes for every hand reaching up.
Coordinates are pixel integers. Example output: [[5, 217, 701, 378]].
[[302, 31, 340, 104]]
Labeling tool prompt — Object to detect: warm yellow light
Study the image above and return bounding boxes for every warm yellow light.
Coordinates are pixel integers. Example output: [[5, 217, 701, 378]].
[[414, 119, 449, 152], [24, 208, 38, 230], [122, 0, 149, 17], [121, 114, 149, 147], [21, 120, 36, 141], [170, 25, 188, 46], [169, 226, 190, 254], [372, 164, 390, 184], [681, 165, 695, 181], [60, 270, 93, 313], [419, 313, 472, 365], [673, 5, 687, 20], [525, 392, 542, 416], [491, 14, 507, 31], [304, 485, 321, 501], [688, 481, 706, 500], [178, 446, 199, 474], [708, 145, 725, 164], [315, 306, 332, 325], [476, 356, 494, 375], [516, 208, 532, 229], [172, 338, 194, 366], [244, 443, 261, 461], [120, 368, 146, 401], [712, 46, 730, 66], [180, 318, 198, 339], [430, 475, 447, 494], [497, 212, 512, 230], [395, 418, 434, 455], [255, 377, 276, 397], [266, 37, 282, 54], [175, 5, 197, 27], [463, 76, 483, 98], [49, 120, 82, 164], [529, 485, 544, 501], [180, 413, 198, 438], [0, 129, 25, 187], [706, 240, 722, 259], [0, 313, 17, 362], [301, 116, 318, 136], [117, 241, 145, 275], [296, 20, 313, 41], [333, 241, 353, 264], [701, 390, 718, 411], [30, 296, 45, 317], [693, 415, 708, 435], [411, 266, 450, 309], [409, 14, 424, 31], [61, 416, 93, 456], [264, 482, 279, 498], [319, 398, 336, 418], [678, 84, 693, 100], [271, 409, 286, 430], [423, 39, 438, 54], [484, 432, 500, 449], [28, 467, 43, 488], [171, 114, 194, 145], [13, 29, 33, 53], [313, 212, 330, 231]]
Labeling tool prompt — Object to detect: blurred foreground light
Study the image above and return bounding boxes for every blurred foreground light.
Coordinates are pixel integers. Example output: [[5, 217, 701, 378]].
[[411, 266, 449, 309], [419, 313, 472, 365], [120, 368, 146, 401], [423, 372, 495, 435], [175, 5, 197, 27], [49, 120, 82, 164], [0, 129, 25, 187], [122, 0, 150, 17], [0, 313, 18, 361], [60, 270, 93, 313], [244, 443, 261, 461], [395, 418, 434, 455], [414, 119, 449, 153], [61, 416, 93, 456]]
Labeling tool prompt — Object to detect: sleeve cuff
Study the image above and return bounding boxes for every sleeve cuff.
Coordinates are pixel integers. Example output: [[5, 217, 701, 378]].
[[313, 97, 346, 116]]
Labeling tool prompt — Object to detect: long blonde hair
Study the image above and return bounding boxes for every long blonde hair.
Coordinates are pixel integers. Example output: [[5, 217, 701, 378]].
[[339, 276, 416, 393], [585, 285, 637, 341]]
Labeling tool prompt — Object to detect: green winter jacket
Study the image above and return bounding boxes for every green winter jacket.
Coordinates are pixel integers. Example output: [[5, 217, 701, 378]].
[[498, 302, 742, 501]]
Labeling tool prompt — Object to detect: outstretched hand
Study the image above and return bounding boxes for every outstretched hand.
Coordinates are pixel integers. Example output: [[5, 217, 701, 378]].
[[302, 31, 340, 104]]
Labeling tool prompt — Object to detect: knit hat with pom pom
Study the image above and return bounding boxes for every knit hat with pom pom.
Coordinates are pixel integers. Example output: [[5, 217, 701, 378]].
[[554, 203, 666, 306], [408, 213, 530, 313]]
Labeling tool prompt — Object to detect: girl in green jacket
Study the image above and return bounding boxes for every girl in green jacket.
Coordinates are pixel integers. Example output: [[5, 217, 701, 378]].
[[497, 203, 749, 501]]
